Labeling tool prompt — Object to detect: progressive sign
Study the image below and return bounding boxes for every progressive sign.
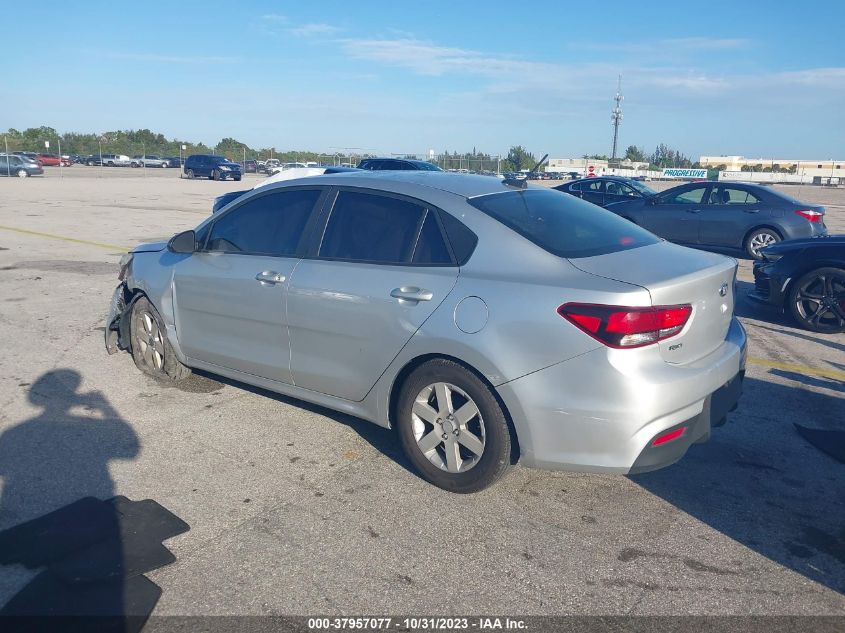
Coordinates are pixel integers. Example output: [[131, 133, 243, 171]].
[[662, 168, 707, 179]]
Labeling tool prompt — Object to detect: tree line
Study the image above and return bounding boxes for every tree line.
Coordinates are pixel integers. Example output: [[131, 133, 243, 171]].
[[3, 125, 726, 173]]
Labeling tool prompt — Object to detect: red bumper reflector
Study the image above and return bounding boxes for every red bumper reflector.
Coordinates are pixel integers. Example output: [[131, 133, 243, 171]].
[[652, 427, 686, 447]]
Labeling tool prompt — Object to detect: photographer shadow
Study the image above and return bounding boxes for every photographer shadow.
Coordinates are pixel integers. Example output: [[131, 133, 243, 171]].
[[0, 369, 151, 626]]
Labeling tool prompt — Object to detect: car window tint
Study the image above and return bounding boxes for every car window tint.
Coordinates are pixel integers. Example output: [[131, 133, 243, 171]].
[[709, 187, 761, 205], [469, 189, 659, 258], [659, 186, 707, 205], [412, 211, 452, 264], [583, 180, 604, 193], [207, 189, 320, 256], [319, 192, 424, 263], [438, 211, 478, 265]]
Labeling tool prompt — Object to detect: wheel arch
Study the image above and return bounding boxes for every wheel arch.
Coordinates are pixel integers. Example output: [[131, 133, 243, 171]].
[[387, 353, 521, 465], [743, 224, 783, 246], [783, 261, 845, 299]]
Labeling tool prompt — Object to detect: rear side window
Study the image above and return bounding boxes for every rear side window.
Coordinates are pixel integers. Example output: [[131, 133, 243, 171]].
[[468, 189, 659, 259], [206, 189, 321, 256], [412, 212, 451, 264], [319, 192, 425, 264]]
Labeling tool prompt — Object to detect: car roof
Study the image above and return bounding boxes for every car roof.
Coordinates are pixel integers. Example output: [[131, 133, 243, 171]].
[[265, 170, 517, 199]]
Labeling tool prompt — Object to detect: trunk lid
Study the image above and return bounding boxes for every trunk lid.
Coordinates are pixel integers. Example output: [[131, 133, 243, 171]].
[[569, 242, 737, 364]]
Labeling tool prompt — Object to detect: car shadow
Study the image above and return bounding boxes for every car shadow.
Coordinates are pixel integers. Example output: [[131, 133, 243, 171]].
[[630, 376, 845, 594], [190, 369, 416, 476]]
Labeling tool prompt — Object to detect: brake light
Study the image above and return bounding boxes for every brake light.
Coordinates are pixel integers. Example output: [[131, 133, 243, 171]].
[[795, 209, 823, 223], [558, 303, 692, 348]]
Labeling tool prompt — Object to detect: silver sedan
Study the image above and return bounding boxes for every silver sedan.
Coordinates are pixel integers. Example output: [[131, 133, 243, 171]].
[[105, 172, 746, 492]]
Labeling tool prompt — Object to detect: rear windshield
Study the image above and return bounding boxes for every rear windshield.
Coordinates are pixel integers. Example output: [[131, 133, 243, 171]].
[[468, 188, 659, 258]]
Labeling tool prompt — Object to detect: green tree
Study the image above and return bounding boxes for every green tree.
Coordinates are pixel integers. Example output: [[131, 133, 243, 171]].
[[504, 145, 536, 172], [624, 145, 646, 162]]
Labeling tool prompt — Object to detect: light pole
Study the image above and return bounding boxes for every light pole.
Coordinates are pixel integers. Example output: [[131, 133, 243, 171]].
[[4, 136, 9, 177]]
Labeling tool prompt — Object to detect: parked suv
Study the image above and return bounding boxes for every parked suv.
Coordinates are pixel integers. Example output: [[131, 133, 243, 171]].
[[184, 154, 242, 181]]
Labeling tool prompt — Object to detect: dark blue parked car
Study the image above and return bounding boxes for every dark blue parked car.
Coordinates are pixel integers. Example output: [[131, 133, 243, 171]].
[[184, 154, 242, 181]]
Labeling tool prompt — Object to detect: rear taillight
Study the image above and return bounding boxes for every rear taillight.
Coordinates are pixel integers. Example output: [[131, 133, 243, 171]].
[[558, 303, 692, 348], [795, 209, 823, 223]]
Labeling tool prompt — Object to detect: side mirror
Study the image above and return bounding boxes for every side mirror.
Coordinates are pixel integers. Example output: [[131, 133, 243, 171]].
[[168, 230, 196, 254]]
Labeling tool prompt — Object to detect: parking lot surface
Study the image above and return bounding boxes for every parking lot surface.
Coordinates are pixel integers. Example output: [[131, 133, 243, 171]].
[[0, 168, 843, 616]]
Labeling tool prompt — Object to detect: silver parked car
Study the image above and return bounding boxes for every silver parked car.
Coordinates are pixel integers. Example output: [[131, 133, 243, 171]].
[[105, 172, 746, 492]]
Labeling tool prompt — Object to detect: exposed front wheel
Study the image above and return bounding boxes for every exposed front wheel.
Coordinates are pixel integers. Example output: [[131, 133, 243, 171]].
[[185, 169, 194, 179], [396, 359, 512, 493], [211, 169, 220, 181], [130, 297, 191, 382], [787, 267, 845, 334], [745, 228, 780, 259]]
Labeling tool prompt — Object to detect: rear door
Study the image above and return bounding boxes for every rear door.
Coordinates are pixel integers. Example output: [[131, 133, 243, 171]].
[[699, 185, 764, 248], [173, 187, 325, 383], [640, 184, 711, 243], [287, 189, 459, 401]]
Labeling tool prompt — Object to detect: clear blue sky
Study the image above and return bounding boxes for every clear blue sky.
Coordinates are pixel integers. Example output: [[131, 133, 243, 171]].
[[2, 1, 843, 159]]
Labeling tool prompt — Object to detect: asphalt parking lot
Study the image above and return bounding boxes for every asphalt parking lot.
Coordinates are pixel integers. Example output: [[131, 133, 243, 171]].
[[0, 168, 843, 617]]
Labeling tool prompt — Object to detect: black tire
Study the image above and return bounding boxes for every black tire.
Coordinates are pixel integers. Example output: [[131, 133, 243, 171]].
[[211, 169, 219, 181], [745, 228, 781, 260], [16, 169, 28, 178], [396, 359, 512, 493], [787, 267, 845, 334], [129, 296, 191, 382], [234, 176, 242, 182], [186, 169, 194, 179]]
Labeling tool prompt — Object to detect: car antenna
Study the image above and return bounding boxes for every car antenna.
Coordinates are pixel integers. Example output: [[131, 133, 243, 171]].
[[503, 153, 548, 189]]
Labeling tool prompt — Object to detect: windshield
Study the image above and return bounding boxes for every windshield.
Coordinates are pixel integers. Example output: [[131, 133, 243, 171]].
[[469, 188, 659, 258], [415, 162, 443, 171], [628, 180, 657, 196]]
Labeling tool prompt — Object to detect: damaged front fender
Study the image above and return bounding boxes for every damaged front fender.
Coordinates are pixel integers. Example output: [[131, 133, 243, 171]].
[[104, 282, 137, 354]]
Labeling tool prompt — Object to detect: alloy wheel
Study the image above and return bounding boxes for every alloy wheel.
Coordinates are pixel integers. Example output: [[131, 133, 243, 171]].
[[749, 232, 777, 257], [411, 382, 486, 473], [794, 271, 845, 332], [136, 311, 165, 371]]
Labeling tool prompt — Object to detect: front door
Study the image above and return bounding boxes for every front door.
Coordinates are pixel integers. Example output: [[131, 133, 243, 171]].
[[288, 190, 459, 401], [641, 184, 711, 243], [173, 187, 324, 383]]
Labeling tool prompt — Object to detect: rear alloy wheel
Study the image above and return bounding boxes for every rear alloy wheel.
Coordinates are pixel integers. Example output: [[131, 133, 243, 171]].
[[130, 297, 191, 381], [397, 359, 511, 493], [788, 267, 845, 334], [186, 169, 194, 179], [17, 169, 28, 178], [745, 228, 780, 259]]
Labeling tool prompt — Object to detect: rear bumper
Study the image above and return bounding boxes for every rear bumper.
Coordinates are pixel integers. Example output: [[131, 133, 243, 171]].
[[497, 317, 746, 474]]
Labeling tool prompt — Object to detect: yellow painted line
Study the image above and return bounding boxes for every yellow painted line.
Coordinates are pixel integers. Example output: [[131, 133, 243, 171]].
[[0, 225, 130, 252], [747, 356, 845, 382]]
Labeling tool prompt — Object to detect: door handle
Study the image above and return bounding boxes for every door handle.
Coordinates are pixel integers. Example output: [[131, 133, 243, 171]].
[[686, 209, 701, 214], [390, 287, 433, 303], [744, 209, 760, 214], [255, 271, 285, 285]]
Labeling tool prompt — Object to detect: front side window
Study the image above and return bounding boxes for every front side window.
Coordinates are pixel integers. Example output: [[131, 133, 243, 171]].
[[582, 180, 604, 193], [469, 189, 658, 258], [658, 186, 708, 205], [319, 192, 427, 264], [206, 189, 321, 256]]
